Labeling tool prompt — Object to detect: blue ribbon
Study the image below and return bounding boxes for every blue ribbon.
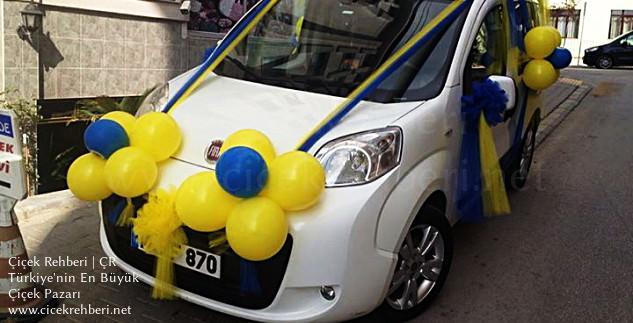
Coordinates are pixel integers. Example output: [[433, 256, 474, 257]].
[[296, 0, 472, 152], [239, 259, 262, 296], [457, 79, 508, 222], [163, 0, 273, 113]]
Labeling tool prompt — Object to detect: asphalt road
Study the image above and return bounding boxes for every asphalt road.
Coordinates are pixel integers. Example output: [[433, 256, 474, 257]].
[[413, 67, 633, 322]]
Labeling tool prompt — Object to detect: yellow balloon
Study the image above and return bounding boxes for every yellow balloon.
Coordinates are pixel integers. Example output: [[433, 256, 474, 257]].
[[220, 129, 276, 165], [524, 26, 558, 59], [523, 59, 558, 90], [262, 151, 325, 211], [542, 26, 562, 47], [226, 197, 288, 261], [101, 111, 136, 136], [67, 153, 112, 201], [130, 112, 182, 162], [175, 172, 240, 232], [104, 147, 158, 197]]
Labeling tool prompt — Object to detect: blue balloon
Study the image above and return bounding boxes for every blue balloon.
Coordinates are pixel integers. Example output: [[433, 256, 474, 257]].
[[215, 147, 268, 198], [547, 47, 572, 69], [84, 119, 129, 158]]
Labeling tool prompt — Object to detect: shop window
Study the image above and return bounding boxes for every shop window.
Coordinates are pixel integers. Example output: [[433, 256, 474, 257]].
[[609, 10, 633, 39], [188, 0, 259, 34], [550, 9, 580, 39]]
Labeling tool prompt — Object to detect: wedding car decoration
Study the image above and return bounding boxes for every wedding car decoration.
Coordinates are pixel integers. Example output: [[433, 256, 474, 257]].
[[68, 110, 325, 296], [456, 0, 571, 222], [175, 129, 325, 262], [523, 26, 572, 90], [457, 78, 511, 223], [68, 0, 574, 301]]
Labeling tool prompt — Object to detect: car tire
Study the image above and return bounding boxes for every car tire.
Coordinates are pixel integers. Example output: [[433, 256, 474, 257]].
[[507, 115, 538, 190], [375, 203, 453, 322], [596, 55, 613, 69]]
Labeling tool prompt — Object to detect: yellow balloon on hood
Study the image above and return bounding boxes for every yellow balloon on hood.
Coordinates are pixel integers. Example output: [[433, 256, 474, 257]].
[[226, 197, 288, 261], [175, 172, 240, 232], [131, 112, 182, 162], [262, 151, 325, 211], [220, 129, 276, 165], [67, 153, 112, 201], [101, 111, 136, 136], [104, 147, 158, 197]]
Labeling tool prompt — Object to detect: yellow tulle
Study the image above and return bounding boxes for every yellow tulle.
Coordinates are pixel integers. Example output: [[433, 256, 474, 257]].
[[133, 188, 187, 299], [478, 115, 511, 216]]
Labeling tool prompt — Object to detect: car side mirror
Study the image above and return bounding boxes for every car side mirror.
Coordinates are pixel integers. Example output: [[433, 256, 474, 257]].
[[488, 75, 516, 111]]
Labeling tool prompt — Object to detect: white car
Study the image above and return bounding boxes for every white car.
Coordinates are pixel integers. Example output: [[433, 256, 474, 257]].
[[100, 0, 543, 321]]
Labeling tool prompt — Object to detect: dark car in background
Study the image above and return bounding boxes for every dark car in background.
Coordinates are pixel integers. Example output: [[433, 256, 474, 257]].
[[583, 31, 633, 69]]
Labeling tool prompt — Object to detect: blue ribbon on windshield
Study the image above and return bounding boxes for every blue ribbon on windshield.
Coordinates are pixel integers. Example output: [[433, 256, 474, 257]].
[[296, 0, 472, 152], [162, 0, 277, 113]]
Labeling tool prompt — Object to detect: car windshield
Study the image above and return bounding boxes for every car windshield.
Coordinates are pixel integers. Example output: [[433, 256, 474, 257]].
[[214, 0, 467, 103]]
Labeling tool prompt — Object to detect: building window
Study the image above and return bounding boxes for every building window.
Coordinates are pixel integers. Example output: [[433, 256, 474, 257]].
[[550, 9, 580, 39], [188, 0, 259, 34], [609, 10, 633, 39]]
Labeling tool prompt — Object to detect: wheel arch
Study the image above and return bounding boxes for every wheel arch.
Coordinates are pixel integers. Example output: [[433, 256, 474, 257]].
[[375, 150, 451, 254]]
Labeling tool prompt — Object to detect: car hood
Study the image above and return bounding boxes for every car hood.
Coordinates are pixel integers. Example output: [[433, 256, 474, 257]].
[[167, 73, 423, 168]]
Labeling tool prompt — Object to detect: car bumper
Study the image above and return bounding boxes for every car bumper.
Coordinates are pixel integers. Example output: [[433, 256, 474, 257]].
[[582, 52, 598, 66], [99, 158, 399, 322]]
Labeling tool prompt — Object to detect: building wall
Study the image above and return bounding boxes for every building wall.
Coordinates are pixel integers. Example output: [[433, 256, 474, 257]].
[[2, 0, 218, 100], [3, 0, 38, 99], [551, 0, 633, 65]]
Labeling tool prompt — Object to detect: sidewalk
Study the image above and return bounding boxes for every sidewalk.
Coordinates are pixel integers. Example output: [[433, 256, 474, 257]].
[[536, 77, 592, 147], [11, 77, 591, 322]]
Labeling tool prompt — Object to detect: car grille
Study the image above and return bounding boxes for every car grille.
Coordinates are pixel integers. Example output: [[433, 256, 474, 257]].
[[100, 195, 292, 310]]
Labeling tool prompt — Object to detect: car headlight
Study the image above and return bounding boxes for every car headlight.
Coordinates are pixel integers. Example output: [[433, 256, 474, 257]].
[[135, 83, 170, 117], [585, 47, 599, 53], [315, 127, 402, 187]]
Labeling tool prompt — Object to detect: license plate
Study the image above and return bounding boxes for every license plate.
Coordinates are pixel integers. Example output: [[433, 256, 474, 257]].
[[131, 232, 221, 279]]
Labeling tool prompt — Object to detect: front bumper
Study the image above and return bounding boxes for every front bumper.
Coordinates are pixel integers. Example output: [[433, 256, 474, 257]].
[[582, 52, 599, 66], [99, 158, 399, 322]]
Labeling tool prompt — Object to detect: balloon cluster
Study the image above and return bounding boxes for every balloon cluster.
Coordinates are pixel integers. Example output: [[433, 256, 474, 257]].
[[175, 129, 325, 261], [67, 111, 182, 201], [523, 26, 572, 90]]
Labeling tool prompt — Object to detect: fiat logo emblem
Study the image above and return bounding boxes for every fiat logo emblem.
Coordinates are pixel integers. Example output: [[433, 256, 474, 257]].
[[205, 140, 223, 164]]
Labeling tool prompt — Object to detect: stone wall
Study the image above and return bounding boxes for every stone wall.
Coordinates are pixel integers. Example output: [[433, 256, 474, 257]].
[[2, 0, 219, 100]]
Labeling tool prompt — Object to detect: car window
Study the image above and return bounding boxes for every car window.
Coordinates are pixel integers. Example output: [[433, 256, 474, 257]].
[[369, 1, 469, 103], [469, 5, 507, 80], [620, 35, 633, 46], [526, 1, 541, 28]]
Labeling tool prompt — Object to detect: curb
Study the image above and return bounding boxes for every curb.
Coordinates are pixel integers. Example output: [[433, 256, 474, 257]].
[[536, 82, 592, 147]]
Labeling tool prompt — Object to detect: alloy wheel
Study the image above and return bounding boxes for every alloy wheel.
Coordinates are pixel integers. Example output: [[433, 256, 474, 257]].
[[386, 224, 445, 311], [598, 56, 613, 69]]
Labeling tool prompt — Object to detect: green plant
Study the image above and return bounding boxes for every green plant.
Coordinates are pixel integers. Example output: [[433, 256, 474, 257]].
[[71, 86, 156, 122], [0, 94, 39, 195]]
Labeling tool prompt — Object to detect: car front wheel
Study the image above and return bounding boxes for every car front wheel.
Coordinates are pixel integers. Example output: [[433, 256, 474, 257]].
[[597, 55, 613, 69], [376, 204, 453, 321]]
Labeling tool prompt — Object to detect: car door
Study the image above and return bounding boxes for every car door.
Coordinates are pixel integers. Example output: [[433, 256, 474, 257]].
[[463, 3, 515, 157], [614, 34, 633, 66]]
